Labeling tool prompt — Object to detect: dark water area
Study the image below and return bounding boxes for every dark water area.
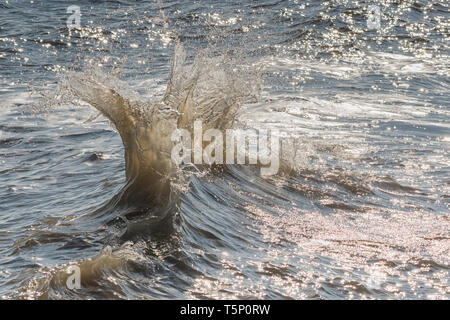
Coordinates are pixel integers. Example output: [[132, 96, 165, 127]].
[[0, 0, 449, 299]]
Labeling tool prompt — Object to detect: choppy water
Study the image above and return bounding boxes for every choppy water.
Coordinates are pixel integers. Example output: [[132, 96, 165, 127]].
[[0, 0, 449, 299]]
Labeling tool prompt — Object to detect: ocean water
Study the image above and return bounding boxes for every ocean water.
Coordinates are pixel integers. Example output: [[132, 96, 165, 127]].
[[0, 0, 449, 299]]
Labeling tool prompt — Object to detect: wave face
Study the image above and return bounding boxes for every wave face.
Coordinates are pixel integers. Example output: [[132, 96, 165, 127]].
[[0, 0, 449, 299]]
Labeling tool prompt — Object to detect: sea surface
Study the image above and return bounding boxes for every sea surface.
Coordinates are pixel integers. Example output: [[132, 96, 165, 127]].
[[0, 0, 449, 299]]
